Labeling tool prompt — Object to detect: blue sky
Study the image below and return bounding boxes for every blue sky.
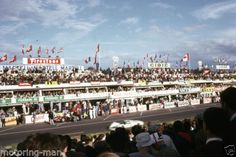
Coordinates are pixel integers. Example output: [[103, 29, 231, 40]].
[[0, 0, 236, 68]]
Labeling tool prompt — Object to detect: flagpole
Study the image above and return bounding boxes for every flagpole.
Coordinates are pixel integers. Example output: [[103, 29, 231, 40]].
[[188, 53, 191, 70], [98, 44, 100, 72]]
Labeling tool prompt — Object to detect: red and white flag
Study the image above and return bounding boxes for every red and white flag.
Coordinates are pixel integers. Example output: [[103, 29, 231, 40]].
[[9, 55, 16, 63], [57, 48, 64, 53], [182, 53, 190, 62], [96, 44, 100, 54], [51, 47, 56, 53], [38, 46, 41, 57], [94, 43, 100, 64], [26, 44, 32, 52], [0, 54, 7, 62], [46, 48, 49, 55], [22, 45, 25, 55]]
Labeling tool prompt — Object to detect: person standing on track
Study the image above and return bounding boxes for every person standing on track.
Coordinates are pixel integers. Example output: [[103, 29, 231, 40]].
[[0, 108, 6, 127], [48, 109, 55, 126]]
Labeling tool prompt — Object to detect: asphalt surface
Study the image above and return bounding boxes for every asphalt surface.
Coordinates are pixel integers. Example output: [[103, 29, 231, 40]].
[[0, 103, 219, 146]]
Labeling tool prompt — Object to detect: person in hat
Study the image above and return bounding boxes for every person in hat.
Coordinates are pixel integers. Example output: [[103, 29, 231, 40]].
[[128, 132, 155, 157]]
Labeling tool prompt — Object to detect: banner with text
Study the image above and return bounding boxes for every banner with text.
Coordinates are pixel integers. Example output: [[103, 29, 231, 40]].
[[148, 62, 171, 69], [23, 58, 64, 65]]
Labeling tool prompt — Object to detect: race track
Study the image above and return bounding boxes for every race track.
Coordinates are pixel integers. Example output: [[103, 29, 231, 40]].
[[0, 103, 219, 146]]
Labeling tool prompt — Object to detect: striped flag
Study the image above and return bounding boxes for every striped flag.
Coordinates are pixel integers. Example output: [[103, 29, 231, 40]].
[[9, 55, 16, 63], [38, 46, 41, 57], [22, 45, 25, 55], [26, 44, 32, 52], [0, 54, 7, 62], [57, 48, 64, 53], [94, 44, 100, 64]]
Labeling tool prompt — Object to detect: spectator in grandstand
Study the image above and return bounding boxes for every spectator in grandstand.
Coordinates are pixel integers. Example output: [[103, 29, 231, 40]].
[[98, 152, 120, 157], [0, 108, 6, 127], [172, 120, 194, 157], [17, 133, 68, 157], [192, 107, 229, 157], [94, 141, 111, 156], [148, 124, 178, 152], [220, 86, 236, 156], [128, 132, 155, 157], [66, 138, 87, 157], [192, 114, 206, 152], [106, 128, 130, 157]]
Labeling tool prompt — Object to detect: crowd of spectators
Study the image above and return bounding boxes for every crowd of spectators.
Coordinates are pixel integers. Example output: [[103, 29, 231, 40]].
[[0, 66, 236, 86], [0, 86, 235, 157]]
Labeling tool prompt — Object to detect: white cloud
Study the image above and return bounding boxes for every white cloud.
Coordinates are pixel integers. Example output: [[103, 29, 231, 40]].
[[120, 17, 139, 25], [135, 27, 143, 33], [183, 24, 207, 32], [0, 0, 106, 36], [193, 0, 236, 20], [151, 2, 174, 9], [87, 0, 101, 8], [0, 23, 26, 35]]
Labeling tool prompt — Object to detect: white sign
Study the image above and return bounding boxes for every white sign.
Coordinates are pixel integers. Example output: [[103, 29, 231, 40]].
[[216, 65, 230, 70], [23, 58, 64, 65], [164, 102, 175, 109], [148, 62, 171, 69], [137, 105, 147, 111], [190, 99, 200, 105], [149, 103, 163, 110], [25, 114, 49, 124], [179, 88, 201, 94], [203, 97, 212, 104], [129, 106, 137, 113], [178, 100, 189, 107]]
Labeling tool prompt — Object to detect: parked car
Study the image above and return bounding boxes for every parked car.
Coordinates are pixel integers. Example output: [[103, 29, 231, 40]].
[[108, 120, 144, 131]]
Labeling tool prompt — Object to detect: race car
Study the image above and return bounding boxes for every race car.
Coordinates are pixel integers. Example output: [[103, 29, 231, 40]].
[[108, 120, 144, 131]]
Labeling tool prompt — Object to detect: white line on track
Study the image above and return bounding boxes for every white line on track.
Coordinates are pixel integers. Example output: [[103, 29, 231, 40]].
[[0, 125, 22, 133], [103, 115, 111, 121]]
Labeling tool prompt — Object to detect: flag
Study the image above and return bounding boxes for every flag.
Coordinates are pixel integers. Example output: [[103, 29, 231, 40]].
[[51, 47, 56, 53], [203, 69, 210, 75], [22, 45, 25, 55], [182, 53, 190, 62], [0, 54, 7, 62], [94, 54, 97, 64], [26, 44, 32, 52], [96, 44, 100, 54], [154, 54, 157, 60], [57, 47, 64, 53], [94, 44, 100, 64], [9, 55, 16, 63], [150, 56, 153, 62], [37, 46, 41, 57], [84, 58, 88, 64], [46, 48, 49, 55]]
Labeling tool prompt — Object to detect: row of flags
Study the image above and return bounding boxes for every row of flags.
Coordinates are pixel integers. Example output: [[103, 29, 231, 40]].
[[121, 53, 190, 68], [83, 48, 190, 69], [22, 44, 64, 57], [0, 54, 17, 63], [0, 43, 65, 64]]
